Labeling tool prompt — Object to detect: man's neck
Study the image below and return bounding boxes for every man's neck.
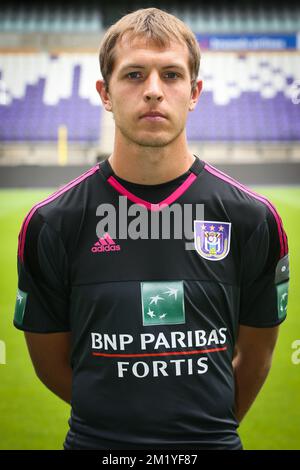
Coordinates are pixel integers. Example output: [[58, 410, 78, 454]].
[[108, 135, 195, 185]]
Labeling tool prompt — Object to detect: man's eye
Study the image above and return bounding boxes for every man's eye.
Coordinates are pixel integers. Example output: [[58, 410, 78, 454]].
[[164, 72, 179, 79], [127, 72, 142, 79], [126, 71, 179, 80]]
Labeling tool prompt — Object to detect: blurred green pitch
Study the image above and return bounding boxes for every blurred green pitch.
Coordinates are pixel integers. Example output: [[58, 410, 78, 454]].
[[0, 187, 299, 449]]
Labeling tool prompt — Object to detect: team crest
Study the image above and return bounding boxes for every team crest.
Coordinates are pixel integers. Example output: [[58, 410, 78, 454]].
[[194, 220, 231, 261]]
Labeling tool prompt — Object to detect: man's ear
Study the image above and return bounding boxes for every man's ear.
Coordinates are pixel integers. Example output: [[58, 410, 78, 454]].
[[96, 80, 112, 112], [189, 79, 203, 111]]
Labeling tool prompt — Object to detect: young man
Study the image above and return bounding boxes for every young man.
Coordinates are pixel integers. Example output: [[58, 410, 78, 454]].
[[14, 8, 289, 450]]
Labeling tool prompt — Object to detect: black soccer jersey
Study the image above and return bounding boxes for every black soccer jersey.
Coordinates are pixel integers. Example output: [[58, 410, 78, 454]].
[[14, 156, 289, 450]]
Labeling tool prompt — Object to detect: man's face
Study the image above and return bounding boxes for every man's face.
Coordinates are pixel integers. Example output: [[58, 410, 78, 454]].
[[98, 34, 201, 148]]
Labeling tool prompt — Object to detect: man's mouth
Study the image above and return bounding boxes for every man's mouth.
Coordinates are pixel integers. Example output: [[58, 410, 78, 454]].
[[140, 112, 167, 121]]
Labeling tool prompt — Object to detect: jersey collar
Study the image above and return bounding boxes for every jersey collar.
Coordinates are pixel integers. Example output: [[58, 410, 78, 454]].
[[99, 156, 203, 211]]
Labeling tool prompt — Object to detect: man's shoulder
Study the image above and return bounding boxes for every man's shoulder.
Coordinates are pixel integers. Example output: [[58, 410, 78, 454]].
[[18, 164, 102, 260], [26, 164, 101, 220], [202, 161, 274, 221], [199, 161, 288, 254]]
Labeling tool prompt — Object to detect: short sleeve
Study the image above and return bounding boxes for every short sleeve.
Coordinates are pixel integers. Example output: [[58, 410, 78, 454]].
[[239, 206, 289, 328], [14, 210, 70, 333]]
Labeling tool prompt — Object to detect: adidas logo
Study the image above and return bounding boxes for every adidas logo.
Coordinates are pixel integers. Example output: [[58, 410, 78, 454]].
[[91, 233, 121, 253]]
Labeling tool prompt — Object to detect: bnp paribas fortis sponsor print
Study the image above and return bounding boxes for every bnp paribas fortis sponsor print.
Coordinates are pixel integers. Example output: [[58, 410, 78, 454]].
[[91, 281, 228, 379]]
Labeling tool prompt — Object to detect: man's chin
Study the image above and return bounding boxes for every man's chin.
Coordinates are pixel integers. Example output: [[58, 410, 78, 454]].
[[119, 126, 183, 148], [136, 139, 172, 148], [131, 132, 181, 148]]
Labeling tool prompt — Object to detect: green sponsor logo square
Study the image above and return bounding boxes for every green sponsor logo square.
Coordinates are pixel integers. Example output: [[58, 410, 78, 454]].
[[141, 281, 185, 326], [277, 281, 289, 320], [14, 289, 28, 326]]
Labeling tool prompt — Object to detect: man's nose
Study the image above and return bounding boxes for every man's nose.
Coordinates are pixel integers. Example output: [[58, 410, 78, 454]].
[[143, 72, 163, 102]]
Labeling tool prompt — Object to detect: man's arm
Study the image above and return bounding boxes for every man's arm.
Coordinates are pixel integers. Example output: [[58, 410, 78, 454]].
[[232, 324, 279, 423], [24, 332, 72, 404]]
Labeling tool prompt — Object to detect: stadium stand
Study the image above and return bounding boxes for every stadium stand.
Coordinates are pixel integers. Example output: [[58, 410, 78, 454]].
[[0, 1, 299, 170], [1, 2, 299, 34], [0, 54, 101, 141], [176, 5, 300, 34], [189, 52, 300, 142], [0, 4, 103, 33], [0, 52, 299, 143]]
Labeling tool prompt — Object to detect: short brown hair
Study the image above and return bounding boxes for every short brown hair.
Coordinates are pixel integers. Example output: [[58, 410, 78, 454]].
[[99, 7, 201, 92]]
